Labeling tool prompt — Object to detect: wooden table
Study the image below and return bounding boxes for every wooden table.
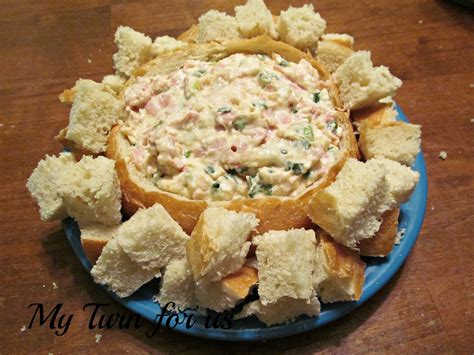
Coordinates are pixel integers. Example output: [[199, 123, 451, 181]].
[[1, 0, 473, 353]]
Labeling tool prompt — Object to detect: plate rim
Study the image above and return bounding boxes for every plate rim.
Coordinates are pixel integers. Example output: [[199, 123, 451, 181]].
[[63, 105, 427, 341]]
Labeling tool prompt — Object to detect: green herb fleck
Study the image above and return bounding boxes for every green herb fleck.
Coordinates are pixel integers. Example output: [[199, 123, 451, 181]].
[[192, 80, 202, 90], [286, 161, 305, 175], [279, 58, 289, 67], [205, 166, 215, 174], [302, 170, 311, 179], [217, 107, 232, 114], [227, 167, 248, 175], [257, 71, 272, 88], [248, 182, 273, 198], [192, 69, 207, 77], [257, 54, 267, 61], [313, 92, 320, 103], [184, 151, 191, 158], [303, 126, 314, 142], [327, 120, 338, 132], [232, 117, 247, 131], [212, 182, 220, 189]]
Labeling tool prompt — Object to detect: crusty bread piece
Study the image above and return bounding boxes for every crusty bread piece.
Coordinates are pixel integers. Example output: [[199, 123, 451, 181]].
[[27, 153, 76, 221], [220, 265, 258, 299], [351, 103, 397, 125], [359, 120, 422, 166], [316, 39, 353, 73], [321, 33, 354, 48], [315, 232, 365, 303], [186, 207, 259, 281], [333, 51, 402, 110], [151, 36, 186, 57], [117, 203, 189, 271], [91, 239, 160, 298], [236, 296, 320, 326], [377, 158, 419, 210], [277, 4, 326, 50], [113, 26, 152, 77], [155, 258, 196, 311], [101, 74, 126, 93], [79, 223, 119, 264], [196, 10, 241, 43], [235, 0, 276, 39], [58, 155, 122, 226], [358, 208, 399, 257], [253, 229, 317, 305], [65, 79, 124, 154], [308, 158, 388, 248]]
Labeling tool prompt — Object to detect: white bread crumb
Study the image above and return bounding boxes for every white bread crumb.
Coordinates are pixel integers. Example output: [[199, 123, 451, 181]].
[[27, 153, 76, 221], [52, 282, 58, 289], [20, 325, 26, 332], [196, 10, 240, 43], [151, 36, 186, 57], [101, 74, 126, 93], [253, 229, 317, 305], [277, 4, 326, 50], [333, 51, 402, 110], [117, 204, 189, 270], [95, 333, 102, 343], [235, 0, 276, 38], [439, 151, 447, 160], [113, 26, 152, 77], [58, 156, 122, 226]]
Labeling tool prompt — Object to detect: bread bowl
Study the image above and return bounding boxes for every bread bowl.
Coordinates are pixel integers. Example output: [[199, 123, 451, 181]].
[[106, 35, 359, 234]]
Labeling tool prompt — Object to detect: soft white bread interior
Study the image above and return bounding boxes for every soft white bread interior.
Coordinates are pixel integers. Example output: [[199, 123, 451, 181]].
[[321, 33, 354, 48], [236, 296, 320, 326], [196, 10, 241, 43], [333, 51, 402, 110], [316, 37, 353, 73], [64, 79, 124, 154], [359, 120, 422, 166], [155, 258, 196, 311], [308, 158, 388, 248], [58, 155, 122, 226], [358, 208, 399, 257], [101, 74, 126, 94], [235, 0, 276, 39], [377, 158, 420, 210], [79, 223, 119, 264], [151, 36, 186, 57], [91, 239, 160, 298], [186, 207, 259, 281], [113, 26, 152, 77], [253, 229, 317, 305], [314, 232, 365, 303], [117, 203, 189, 271], [27, 152, 76, 221], [277, 4, 326, 50]]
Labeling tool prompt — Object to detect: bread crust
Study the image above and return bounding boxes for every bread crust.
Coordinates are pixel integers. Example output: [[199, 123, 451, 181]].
[[81, 238, 108, 264], [358, 208, 399, 257], [107, 36, 358, 235]]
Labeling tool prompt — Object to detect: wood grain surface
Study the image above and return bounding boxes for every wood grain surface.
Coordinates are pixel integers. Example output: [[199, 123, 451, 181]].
[[0, 0, 473, 353]]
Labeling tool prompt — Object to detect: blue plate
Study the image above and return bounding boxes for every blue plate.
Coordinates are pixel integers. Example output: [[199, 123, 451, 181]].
[[64, 105, 427, 341]]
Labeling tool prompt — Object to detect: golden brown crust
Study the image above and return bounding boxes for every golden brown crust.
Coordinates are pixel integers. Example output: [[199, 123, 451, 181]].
[[59, 89, 75, 104], [177, 25, 199, 42], [350, 103, 395, 124], [358, 208, 399, 257], [81, 238, 108, 264], [221, 265, 258, 299], [319, 232, 366, 301], [107, 36, 359, 235]]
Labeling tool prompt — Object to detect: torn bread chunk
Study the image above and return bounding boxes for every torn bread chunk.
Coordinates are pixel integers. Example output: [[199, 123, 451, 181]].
[[101, 74, 126, 93], [27, 153, 76, 221], [91, 239, 159, 298], [79, 223, 119, 264], [314, 232, 366, 303], [253, 229, 317, 305], [113, 26, 152, 77], [359, 121, 422, 166], [194, 266, 258, 312], [308, 158, 388, 248], [186, 207, 258, 281], [65, 79, 124, 154], [321, 33, 354, 48], [58, 156, 122, 226], [333, 51, 402, 110], [377, 158, 420, 210], [196, 10, 240, 43], [316, 39, 353, 73], [277, 4, 326, 50], [155, 258, 196, 311], [358, 208, 400, 257], [235, 0, 276, 38], [117, 204, 189, 271], [237, 296, 320, 326], [151, 36, 186, 57], [59, 79, 115, 104]]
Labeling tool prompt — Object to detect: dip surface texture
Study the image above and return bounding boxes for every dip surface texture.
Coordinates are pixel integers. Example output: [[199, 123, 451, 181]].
[[122, 53, 343, 201]]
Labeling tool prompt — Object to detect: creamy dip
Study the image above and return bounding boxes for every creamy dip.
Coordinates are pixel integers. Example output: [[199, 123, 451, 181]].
[[122, 53, 343, 201]]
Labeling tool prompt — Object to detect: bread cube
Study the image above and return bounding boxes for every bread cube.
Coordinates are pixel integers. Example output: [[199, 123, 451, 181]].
[[196, 10, 240, 43], [79, 223, 119, 263], [235, 0, 276, 38], [113, 26, 152, 77], [151, 36, 186, 57]]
